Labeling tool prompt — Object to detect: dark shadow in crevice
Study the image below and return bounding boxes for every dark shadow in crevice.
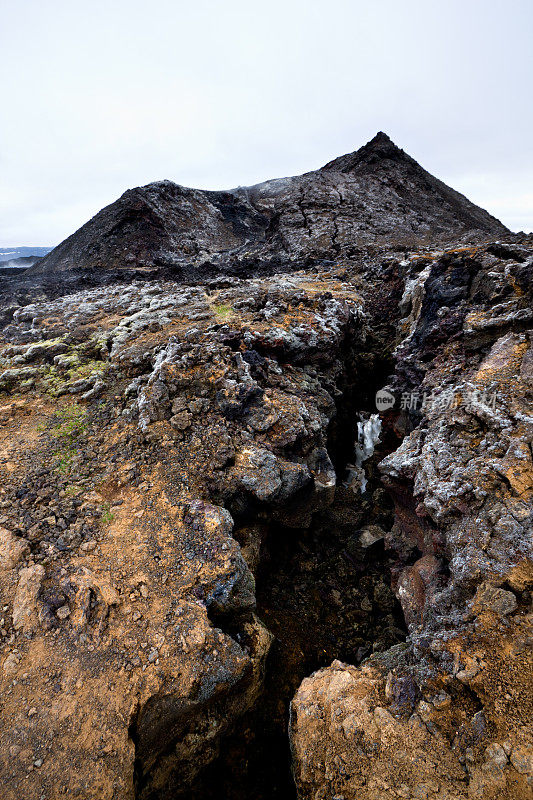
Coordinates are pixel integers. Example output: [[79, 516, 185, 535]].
[[180, 468, 407, 799]]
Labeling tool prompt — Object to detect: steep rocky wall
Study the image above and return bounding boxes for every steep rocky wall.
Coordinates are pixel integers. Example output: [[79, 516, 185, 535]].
[[0, 260, 384, 798]]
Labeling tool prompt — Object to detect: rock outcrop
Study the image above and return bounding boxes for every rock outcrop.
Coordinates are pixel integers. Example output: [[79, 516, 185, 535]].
[[31, 133, 508, 276]]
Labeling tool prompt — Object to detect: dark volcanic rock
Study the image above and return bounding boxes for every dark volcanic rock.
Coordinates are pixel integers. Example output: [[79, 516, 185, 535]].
[[31, 133, 508, 276]]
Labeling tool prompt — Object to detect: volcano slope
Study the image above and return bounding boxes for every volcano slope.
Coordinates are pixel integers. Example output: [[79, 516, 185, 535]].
[[0, 236, 531, 800], [30, 132, 507, 278]]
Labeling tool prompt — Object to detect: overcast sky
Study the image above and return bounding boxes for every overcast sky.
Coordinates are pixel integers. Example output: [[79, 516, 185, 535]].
[[1, 0, 532, 246]]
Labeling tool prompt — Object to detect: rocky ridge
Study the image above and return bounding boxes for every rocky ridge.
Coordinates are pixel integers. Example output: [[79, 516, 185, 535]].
[[291, 241, 533, 800]]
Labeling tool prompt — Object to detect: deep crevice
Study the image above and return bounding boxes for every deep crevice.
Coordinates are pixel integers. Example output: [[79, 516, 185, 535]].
[[179, 470, 406, 800], [173, 351, 407, 799], [134, 336, 410, 800]]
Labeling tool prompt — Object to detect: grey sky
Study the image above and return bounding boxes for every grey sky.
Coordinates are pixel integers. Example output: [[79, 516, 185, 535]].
[[1, 0, 532, 246]]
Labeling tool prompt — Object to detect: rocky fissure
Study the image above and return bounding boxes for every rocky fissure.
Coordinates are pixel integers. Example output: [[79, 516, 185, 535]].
[[148, 430, 408, 800], [124, 289, 409, 799]]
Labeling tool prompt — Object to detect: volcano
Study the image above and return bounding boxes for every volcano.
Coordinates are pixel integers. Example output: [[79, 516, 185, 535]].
[[31, 132, 508, 275]]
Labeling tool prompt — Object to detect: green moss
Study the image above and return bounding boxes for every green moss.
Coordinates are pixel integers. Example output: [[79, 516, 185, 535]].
[[99, 502, 115, 526], [49, 403, 88, 476], [213, 303, 233, 320], [42, 358, 108, 397], [36, 336, 66, 350]]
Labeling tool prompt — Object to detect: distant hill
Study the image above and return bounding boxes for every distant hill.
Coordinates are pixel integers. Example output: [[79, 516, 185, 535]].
[[0, 247, 52, 268], [31, 133, 509, 276]]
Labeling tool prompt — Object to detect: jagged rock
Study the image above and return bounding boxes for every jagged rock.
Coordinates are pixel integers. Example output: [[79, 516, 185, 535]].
[[232, 447, 311, 503], [12, 565, 44, 632], [396, 554, 444, 627], [0, 528, 30, 570], [358, 524, 385, 548], [290, 243, 533, 800], [471, 583, 519, 618]]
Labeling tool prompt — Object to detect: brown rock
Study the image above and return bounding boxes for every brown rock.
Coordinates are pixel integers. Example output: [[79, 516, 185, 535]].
[[12, 565, 44, 632], [0, 527, 29, 570]]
